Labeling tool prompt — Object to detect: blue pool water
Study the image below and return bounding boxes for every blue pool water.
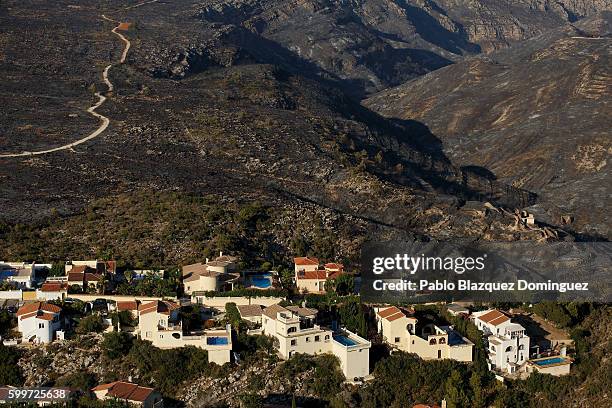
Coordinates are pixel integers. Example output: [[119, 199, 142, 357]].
[[247, 273, 272, 288], [534, 357, 566, 366], [207, 336, 229, 345], [334, 335, 358, 346]]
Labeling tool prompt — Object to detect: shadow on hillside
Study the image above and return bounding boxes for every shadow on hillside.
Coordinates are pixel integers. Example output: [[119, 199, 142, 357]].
[[341, 99, 537, 209], [396, 1, 481, 55]]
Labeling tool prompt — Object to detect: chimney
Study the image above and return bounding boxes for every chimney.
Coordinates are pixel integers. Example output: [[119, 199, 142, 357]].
[[219, 251, 223, 257], [441, 399, 447, 408], [206, 258, 209, 264]]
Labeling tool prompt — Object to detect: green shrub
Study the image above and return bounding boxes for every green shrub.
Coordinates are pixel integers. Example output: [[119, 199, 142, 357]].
[[102, 331, 133, 360], [76, 315, 105, 334]]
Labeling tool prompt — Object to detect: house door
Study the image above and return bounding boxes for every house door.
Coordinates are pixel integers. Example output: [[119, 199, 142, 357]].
[[438, 350, 442, 359]]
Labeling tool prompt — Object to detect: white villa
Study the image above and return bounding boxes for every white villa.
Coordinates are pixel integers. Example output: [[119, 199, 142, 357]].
[[36, 282, 68, 301], [473, 309, 530, 373], [182, 253, 240, 295], [376, 306, 473, 362], [136, 300, 232, 365], [293, 257, 344, 293], [16, 301, 64, 343], [258, 304, 371, 380]]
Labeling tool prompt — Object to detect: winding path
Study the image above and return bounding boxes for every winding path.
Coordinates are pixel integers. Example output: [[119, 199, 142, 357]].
[[0, 16, 131, 158]]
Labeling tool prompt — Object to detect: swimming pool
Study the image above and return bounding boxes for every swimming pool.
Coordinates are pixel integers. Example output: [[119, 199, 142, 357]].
[[246, 273, 272, 289], [533, 357, 567, 366], [207, 336, 229, 345], [334, 335, 358, 347]]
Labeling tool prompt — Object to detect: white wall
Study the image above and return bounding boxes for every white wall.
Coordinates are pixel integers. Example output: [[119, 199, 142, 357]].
[[192, 295, 283, 308], [0, 290, 22, 300]]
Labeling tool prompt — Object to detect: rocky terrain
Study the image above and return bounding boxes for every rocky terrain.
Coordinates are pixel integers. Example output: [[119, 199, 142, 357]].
[[366, 12, 612, 238], [0, 0, 567, 252], [143, 0, 612, 97]]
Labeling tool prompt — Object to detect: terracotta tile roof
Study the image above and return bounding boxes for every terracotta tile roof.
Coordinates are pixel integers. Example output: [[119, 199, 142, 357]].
[[477, 310, 510, 326], [286, 306, 318, 317], [91, 383, 115, 391], [127, 385, 155, 402], [294, 257, 319, 266], [40, 283, 67, 292], [67, 272, 85, 282], [326, 270, 342, 280], [324, 263, 344, 271], [117, 301, 139, 311], [298, 270, 328, 280], [262, 304, 288, 320], [183, 273, 202, 283], [413, 404, 440, 408], [237, 304, 263, 318], [69, 265, 88, 274], [377, 306, 408, 322], [16, 302, 61, 316], [36, 313, 56, 321], [182, 263, 207, 277], [138, 300, 179, 315], [377, 306, 401, 318], [92, 382, 154, 402], [84, 273, 102, 282]]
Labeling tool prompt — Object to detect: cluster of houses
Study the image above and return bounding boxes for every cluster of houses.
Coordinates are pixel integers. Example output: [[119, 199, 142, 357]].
[[1, 254, 574, 406]]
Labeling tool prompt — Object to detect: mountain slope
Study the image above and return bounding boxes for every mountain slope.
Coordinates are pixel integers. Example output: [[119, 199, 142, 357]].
[[184, 0, 611, 97], [0, 0, 552, 246], [365, 13, 612, 238]]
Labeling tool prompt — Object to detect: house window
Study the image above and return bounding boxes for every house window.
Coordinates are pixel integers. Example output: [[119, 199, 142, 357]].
[[324, 335, 330, 341], [394, 337, 400, 343], [306, 337, 310, 342], [439, 338, 446, 344], [505, 346, 513, 352], [288, 327, 297, 334], [39, 323, 44, 328], [146, 331, 152, 338], [315, 336, 320, 342], [429, 338, 437, 345], [291, 339, 297, 346]]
